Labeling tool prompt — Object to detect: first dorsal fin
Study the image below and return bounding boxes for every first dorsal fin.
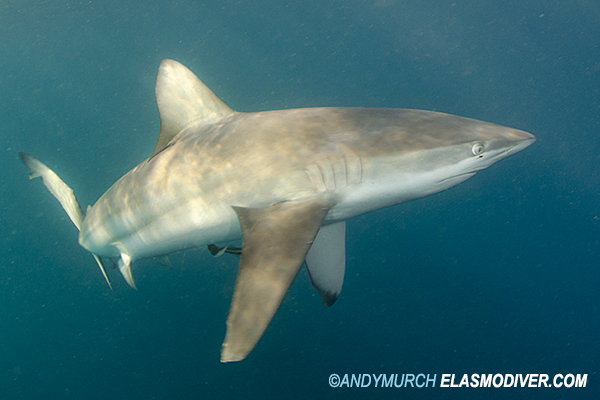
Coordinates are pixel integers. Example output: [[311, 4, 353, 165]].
[[150, 59, 235, 159]]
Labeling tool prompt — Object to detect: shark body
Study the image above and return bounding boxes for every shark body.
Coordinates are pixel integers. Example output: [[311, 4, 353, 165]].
[[20, 60, 535, 362]]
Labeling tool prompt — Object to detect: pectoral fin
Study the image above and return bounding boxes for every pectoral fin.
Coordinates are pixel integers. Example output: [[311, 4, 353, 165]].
[[221, 198, 334, 362]]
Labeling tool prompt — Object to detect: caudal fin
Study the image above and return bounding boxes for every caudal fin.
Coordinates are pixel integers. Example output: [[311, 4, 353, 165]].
[[19, 152, 113, 290], [20, 152, 85, 230]]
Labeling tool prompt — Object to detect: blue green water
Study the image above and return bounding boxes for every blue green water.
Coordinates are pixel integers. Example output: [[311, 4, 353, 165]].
[[1, 1, 598, 399]]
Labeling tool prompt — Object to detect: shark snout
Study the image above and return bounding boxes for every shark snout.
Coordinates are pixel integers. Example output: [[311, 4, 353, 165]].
[[508, 134, 536, 155]]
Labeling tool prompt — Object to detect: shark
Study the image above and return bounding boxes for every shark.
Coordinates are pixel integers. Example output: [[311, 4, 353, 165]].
[[20, 59, 535, 362]]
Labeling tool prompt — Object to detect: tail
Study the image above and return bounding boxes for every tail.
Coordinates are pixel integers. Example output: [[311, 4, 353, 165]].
[[19, 152, 113, 290]]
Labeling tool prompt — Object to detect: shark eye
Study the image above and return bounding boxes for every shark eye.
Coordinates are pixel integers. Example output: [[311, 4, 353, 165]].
[[472, 142, 484, 156]]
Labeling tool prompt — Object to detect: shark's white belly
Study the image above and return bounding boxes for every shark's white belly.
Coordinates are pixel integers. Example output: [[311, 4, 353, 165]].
[[331, 169, 474, 222], [300, 147, 480, 222], [80, 195, 241, 260]]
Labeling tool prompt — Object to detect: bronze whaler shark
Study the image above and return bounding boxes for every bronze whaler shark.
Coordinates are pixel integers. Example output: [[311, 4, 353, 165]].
[[20, 60, 535, 362]]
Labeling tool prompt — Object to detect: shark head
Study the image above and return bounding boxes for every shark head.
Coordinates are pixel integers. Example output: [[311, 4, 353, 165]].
[[319, 108, 536, 219], [407, 113, 536, 190]]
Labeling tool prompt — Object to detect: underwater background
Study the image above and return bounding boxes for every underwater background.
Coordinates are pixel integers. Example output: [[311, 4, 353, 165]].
[[1, 1, 598, 399]]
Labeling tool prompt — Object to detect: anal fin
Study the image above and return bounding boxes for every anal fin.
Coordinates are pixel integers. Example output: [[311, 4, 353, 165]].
[[221, 198, 334, 362]]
